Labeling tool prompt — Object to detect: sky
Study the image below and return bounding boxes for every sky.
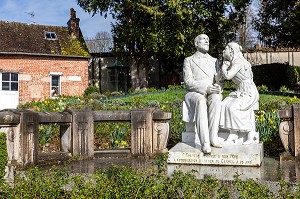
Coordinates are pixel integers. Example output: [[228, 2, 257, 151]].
[[0, 0, 113, 38]]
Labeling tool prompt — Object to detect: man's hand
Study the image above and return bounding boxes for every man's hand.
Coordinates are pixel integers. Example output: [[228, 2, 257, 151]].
[[207, 84, 222, 94]]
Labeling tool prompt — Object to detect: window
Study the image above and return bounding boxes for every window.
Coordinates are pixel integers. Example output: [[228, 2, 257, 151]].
[[2, 73, 18, 91], [50, 75, 61, 98], [45, 32, 57, 40]]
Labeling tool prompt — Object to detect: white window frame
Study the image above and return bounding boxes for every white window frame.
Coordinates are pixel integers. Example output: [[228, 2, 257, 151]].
[[50, 72, 62, 98], [1, 72, 19, 91]]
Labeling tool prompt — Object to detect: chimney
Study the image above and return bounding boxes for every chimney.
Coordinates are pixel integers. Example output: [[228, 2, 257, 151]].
[[67, 8, 80, 39]]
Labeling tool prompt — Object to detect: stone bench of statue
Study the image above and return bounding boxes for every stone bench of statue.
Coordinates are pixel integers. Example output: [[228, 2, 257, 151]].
[[181, 100, 201, 146], [181, 100, 259, 146], [219, 101, 260, 145]]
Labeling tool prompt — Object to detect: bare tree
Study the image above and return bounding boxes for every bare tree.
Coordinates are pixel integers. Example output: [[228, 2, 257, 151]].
[[235, 5, 257, 49], [85, 31, 113, 53]]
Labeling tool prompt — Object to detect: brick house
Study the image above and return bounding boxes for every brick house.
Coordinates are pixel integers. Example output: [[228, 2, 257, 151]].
[[0, 8, 89, 109]]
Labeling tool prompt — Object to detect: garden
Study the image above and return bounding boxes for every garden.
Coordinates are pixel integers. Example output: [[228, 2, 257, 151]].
[[0, 88, 300, 197], [1, 64, 300, 197], [17, 79, 300, 157]]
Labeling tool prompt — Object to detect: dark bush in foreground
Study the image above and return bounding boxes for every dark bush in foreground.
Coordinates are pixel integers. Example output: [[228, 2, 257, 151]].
[[0, 165, 299, 198]]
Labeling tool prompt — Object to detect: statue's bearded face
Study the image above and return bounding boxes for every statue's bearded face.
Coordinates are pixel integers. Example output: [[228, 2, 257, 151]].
[[196, 34, 209, 53]]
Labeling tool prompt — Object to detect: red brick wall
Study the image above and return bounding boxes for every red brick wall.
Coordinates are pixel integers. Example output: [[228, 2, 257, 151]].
[[0, 54, 89, 104]]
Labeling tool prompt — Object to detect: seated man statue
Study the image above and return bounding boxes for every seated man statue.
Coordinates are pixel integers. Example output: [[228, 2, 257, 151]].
[[182, 34, 223, 153]]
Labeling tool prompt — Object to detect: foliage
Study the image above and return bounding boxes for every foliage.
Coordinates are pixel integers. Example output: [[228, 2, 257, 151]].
[[0, 167, 71, 198], [109, 123, 130, 148], [39, 124, 60, 151], [0, 165, 299, 198], [259, 95, 300, 112], [233, 173, 274, 198], [111, 91, 122, 96], [167, 84, 186, 91], [286, 65, 300, 86], [0, 133, 7, 183], [17, 88, 300, 152], [257, 84, 269, 92], [253, 64, 300, 91], [77, 0, 251, 89], [256, 110, 281, 143], [253, 63, 288, 90], [257, 95, 300, 142], [61, 39, 89, 56], [147, 87, 158, 92], [235, 4, 257, 49], [94, 122, 131, 150], [84, 85, 99, 97], [254, 0, 300, 48], [279, 85, 292, 93]]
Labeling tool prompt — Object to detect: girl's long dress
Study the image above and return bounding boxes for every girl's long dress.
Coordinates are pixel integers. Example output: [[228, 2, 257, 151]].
[[219, 61, 259, 132]]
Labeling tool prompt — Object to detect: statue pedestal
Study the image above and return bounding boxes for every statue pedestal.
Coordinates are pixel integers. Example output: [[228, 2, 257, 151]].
[[167, 163, 262, 180], [167, 142, 264, 166]]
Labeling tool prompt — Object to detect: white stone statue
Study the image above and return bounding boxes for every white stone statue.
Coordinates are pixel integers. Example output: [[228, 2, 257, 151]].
[[219, 42, 259, 144], [182, 34, 223, 153]]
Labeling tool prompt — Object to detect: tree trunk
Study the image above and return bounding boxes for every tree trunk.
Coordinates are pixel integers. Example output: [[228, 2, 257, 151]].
[[138, 64, 148, 88], [138, 52, 149, 89], [129, 54, 140, 90]]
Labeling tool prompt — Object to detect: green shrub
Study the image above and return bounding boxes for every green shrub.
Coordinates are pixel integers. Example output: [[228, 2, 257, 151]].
[[86, 92, 106, 100], [257, 84, 269, 92], [111, 91, 122, 96], [167, 84, 185, 90], [84, 85, 99, 96], [0, 165, 299, 198], [109, 123, 130, 148], [147, 87, 158, 92], [1, 167, 71, 198], [146, 100, 160, 108], [257, 95, 300, 143], [0, 132, 7, 182], [252, 63, 289, 91], [259, 95, 300, 112], [233, 173, 274, 198], [256, 110, 281, 143], [279, 85, 293, 93], [253, 63, 300, 91], [286, 65, 300, 86], [39, 124, 60, 151], [166, 99, 185, 145]]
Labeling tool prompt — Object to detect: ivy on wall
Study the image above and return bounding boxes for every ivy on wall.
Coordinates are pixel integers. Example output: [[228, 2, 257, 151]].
[[61, 38, 89, 57]]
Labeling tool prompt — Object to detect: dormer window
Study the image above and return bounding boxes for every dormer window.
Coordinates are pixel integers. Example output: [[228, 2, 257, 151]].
[[45, 32, 57, 40]]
